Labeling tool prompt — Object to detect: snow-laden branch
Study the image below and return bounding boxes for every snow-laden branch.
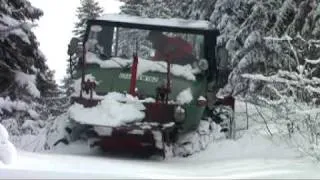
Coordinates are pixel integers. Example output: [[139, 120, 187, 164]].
[[242, 70, 320, 96], [264, 34, 292, 41], [0, 15, 37, 44], [305, 58, 320, 65], [296, 34, 320, 45], [14, 71, 41, 98], [257, 94, 285, 106]]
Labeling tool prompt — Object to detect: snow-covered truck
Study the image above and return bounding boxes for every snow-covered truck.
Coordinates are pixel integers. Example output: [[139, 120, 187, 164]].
[[66, 14, 234, 158]]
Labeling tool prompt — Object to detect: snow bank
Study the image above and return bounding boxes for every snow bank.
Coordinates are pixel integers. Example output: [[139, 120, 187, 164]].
[[15, 71, 40, 98], [0, 124, 9, 141], [68, 92, 146, 127], [176, 88, 193, 105], [86, 52, 197, 81], [99, 14, 212, 30], [0, 124, 17, 165]]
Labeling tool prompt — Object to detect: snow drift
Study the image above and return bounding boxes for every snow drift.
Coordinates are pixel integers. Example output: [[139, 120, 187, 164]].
[[0, 124, 17, 165]]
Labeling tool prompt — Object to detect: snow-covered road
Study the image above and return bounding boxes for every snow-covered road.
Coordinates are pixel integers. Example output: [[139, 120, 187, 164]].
[[2, 101, 320, 179], [1, 149, 319, 179], [1, 132, 320, 179]]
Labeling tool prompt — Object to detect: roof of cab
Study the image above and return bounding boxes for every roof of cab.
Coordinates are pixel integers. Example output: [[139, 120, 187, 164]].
[[89, 14, 215, 34]]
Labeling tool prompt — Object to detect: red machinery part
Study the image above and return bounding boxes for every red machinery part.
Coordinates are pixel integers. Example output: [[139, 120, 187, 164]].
[[129, 54, 139, 96], [92, 128, 164, 157], [221, 96, 235, 111]]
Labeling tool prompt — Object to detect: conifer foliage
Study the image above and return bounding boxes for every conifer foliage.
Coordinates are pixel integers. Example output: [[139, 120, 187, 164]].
[[73, 0, 104, 39], [0, 0, 60, 148]]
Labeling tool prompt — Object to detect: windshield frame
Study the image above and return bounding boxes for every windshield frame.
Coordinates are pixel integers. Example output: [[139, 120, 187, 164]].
[[83, 19, 220, 81]]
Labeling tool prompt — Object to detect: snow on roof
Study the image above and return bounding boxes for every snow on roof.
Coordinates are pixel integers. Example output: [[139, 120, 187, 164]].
[[98, 14, 213, 30]]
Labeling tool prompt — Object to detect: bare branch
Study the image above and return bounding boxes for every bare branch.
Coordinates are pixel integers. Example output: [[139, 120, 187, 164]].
[[254, 105, 273, 136]]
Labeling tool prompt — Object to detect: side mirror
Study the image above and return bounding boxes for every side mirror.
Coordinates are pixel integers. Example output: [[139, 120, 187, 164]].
[[68, 37, 81, 56]]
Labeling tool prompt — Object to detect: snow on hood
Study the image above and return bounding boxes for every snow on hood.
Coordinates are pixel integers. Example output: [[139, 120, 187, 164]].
[[68, 92, 148, 127], [86, 52, 198, 81], [98, 14, 213, 30]]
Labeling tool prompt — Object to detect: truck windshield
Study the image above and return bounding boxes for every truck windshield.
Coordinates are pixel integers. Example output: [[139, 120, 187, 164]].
[[86, 25, 205, 66]]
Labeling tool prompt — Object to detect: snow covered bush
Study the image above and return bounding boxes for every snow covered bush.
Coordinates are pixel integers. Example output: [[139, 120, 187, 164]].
[[0, 124, 17, 165], [238, 34, 320, 160]]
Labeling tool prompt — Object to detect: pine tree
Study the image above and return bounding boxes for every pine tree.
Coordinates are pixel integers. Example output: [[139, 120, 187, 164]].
[[120, 0, 174, 18], [0, 0, 60, 149], [73, 0, 104, 39], [120, 0, 146, 16]]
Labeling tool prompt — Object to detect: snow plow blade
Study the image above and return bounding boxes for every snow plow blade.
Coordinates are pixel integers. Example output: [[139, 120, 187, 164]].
[[91, 127, 165, 158]]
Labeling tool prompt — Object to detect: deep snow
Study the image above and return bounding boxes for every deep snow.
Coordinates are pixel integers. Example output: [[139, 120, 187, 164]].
[[1, 131, 320, 179], [1, 101, 320, 178], [0, 124, 17, 165]]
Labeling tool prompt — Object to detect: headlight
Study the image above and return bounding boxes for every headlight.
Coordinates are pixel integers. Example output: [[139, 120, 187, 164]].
[[174, 106, 186, 122]]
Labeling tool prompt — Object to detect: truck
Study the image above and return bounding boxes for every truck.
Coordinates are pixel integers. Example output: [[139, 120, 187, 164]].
[[65, 14, 234, 158]]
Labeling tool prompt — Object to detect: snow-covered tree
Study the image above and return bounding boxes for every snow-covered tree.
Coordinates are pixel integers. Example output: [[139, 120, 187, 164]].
[[73, 0, 103, 39], [0, 0, 61, 150], [120, 0, 147, 16], [120, 0, 175, 18], [62, 37, 82, 97], [192, 0, 319, 100]]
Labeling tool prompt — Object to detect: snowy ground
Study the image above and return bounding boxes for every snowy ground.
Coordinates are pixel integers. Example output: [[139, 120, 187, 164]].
[[1, 101, 320, 179], [1, 137, 319, 179]]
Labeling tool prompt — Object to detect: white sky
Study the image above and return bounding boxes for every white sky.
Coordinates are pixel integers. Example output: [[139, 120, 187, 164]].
[[29, 0, 123, 83]]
